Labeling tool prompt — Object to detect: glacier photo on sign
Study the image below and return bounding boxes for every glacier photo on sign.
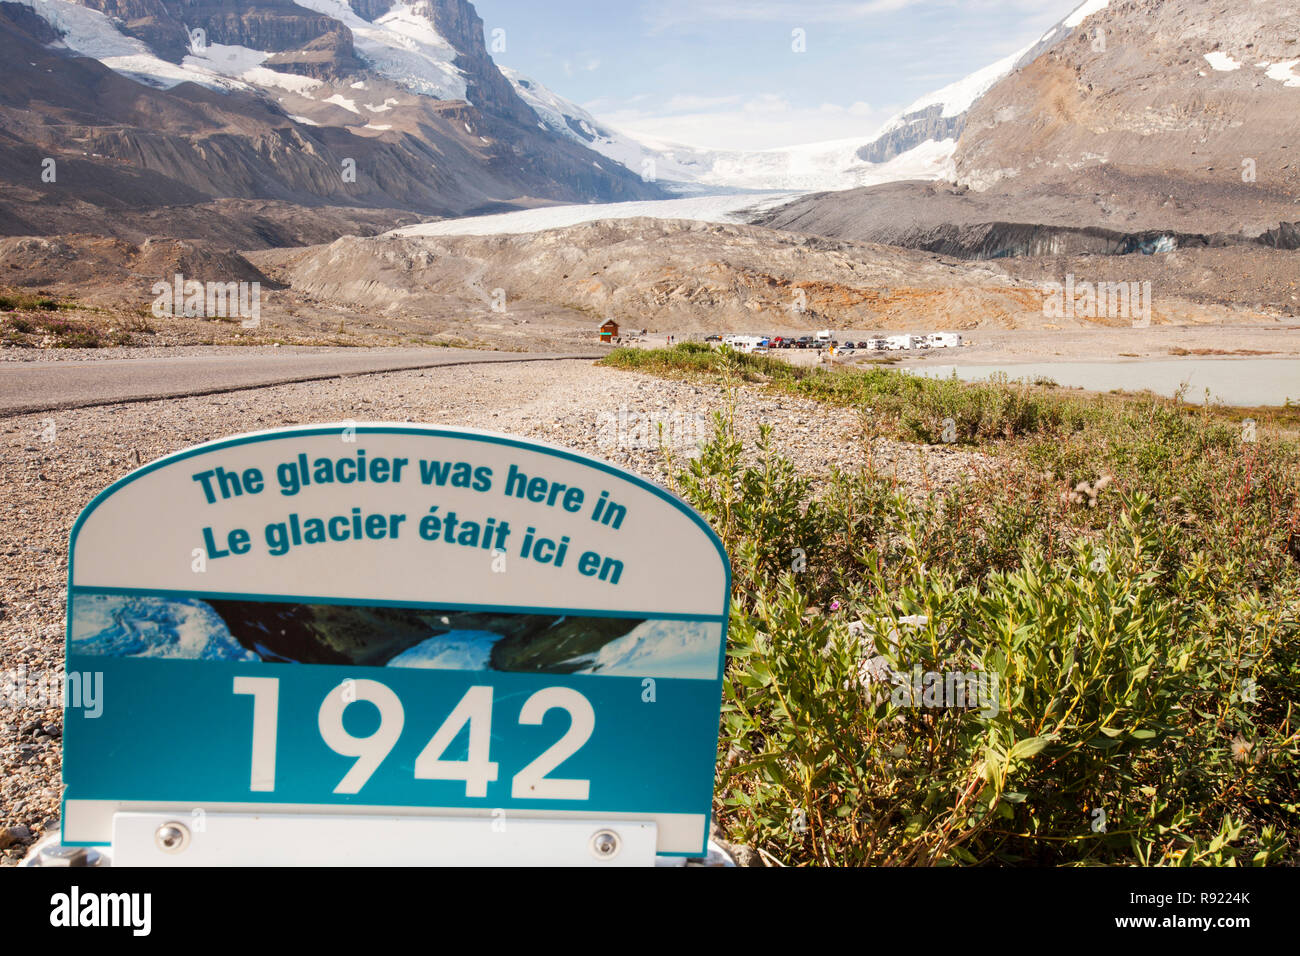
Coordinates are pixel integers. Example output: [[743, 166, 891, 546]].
[[70, 593, 722, 679]]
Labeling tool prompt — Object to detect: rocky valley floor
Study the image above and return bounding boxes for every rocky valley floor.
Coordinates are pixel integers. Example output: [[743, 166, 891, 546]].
[[5, 216, 1296, 359]]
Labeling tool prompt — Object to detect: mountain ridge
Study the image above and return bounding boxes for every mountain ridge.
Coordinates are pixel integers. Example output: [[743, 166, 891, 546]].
[[752, 0, 1300, 256], [0, 0, 664, 246]]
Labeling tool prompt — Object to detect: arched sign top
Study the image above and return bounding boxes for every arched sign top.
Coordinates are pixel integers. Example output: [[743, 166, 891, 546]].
[[62, 425, 732, 859], [69, 424, 730, 619]]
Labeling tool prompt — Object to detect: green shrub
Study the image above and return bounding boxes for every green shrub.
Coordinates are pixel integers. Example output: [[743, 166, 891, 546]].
[[674, 410, 1299, 866], [674, 340, 713, 354]]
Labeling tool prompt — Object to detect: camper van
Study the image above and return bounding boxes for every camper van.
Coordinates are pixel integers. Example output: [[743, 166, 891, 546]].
[[926, 333, 963, 349], [728, 335, 767, 353], [885, 334, 912, 351], [865, 338, 888, 351]]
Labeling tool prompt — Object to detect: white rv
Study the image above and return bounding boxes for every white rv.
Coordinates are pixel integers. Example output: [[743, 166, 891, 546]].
[[885, 334, 912, 351], [926, 333, 963, 349], [728, 335, 767, 353], [865, 338, 888, 351]]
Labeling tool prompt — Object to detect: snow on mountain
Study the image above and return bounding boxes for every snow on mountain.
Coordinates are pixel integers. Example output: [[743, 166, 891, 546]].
[[292, 0, 467, 100], [578, 620, 722, 680], [182, 42, 336, 96], [895, 45, 1035, 122], [1265, 60, 1300, 87], [1063, 0, 1110, 28], [19, 0, 466, 101], [1204, 51, 1244, 72], [238, 66, 325, 96], [504, 67, 613, 145], [387, 630, 503, 670], [16, 0, 254, 91], [683, 135, 959, 193], [1030, 0, 1109, 52], [502, 66, 712, 189], [71, 594, 258, 662]]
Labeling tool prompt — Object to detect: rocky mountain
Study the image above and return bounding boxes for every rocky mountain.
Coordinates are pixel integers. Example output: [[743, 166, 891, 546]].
[[0, 0, 663, 247], [953, 0, 1300, 196], [242, 212, 1297, 341], [250, 217, 1053, 334], [754, 0, 1300, 256], [855, 1, 1117, 167]]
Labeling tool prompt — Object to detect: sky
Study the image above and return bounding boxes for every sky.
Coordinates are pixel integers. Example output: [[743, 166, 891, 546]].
[[472, 0, 1085, 151]]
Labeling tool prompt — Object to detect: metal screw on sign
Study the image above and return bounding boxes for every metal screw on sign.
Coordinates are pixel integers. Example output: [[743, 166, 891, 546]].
[[38, 844, 104, 867], [590, 829, 621, 860], [155, 822, 191, 854]]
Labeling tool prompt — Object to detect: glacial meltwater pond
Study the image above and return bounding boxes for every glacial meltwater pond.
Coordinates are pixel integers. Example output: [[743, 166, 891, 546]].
[[907, 359, 1300, 407]]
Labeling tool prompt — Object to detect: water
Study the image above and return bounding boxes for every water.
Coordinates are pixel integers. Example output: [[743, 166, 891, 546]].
[[909, 359, 1300, 407]]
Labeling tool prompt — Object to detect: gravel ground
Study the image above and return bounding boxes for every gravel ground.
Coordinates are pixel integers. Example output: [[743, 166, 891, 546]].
[[0, 357, 990, 863]]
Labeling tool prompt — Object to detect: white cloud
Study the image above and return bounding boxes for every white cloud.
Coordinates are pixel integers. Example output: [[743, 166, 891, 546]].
[[644, 0, 1062, 32], [560, 56, 602, 76], [645, 0, 918, 31], [661, 93, 743, 111]]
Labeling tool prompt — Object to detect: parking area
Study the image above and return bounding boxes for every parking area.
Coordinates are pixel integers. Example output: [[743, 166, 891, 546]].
[[697, 331, 967, 357]]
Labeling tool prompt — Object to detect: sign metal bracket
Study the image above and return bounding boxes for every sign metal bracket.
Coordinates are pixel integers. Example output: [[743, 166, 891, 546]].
[[107, 810, 660, 867]]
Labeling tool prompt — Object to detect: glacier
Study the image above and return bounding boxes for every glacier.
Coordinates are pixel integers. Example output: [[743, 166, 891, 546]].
[[70, 594, 259, 662]]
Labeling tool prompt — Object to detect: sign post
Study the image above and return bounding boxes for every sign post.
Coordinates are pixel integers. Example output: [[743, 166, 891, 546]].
[[58, 425, 731, 865]]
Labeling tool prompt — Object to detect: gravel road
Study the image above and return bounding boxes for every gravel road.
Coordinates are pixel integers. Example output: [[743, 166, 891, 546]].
[[0, 356, 989, 863]]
